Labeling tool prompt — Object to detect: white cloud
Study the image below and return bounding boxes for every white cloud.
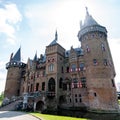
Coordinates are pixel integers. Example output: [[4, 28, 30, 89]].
[[0, 3, 22, 45]]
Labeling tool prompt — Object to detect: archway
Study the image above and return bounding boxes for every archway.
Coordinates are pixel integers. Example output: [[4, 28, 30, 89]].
[[36, 101, 44, 111]]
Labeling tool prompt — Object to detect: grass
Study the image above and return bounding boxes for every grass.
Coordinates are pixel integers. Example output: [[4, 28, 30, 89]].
[[30, 112, 87, 120], [0, 100, 2, 106], [118, 99, 120, 105]]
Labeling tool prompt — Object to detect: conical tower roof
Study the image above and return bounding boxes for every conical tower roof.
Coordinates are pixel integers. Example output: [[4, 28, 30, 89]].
[[80, 7, 98, 29], [12, 47, 21, 62], [78, 7, 107, 41]]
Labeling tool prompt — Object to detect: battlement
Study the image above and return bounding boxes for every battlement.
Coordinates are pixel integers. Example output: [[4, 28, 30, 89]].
[[6, 61, 26, 69]]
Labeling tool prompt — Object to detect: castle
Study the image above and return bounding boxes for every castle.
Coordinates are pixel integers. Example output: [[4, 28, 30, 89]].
[[4, 8, 119, 112]]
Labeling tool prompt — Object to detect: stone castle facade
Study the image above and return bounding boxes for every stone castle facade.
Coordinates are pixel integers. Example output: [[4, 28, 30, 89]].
[[4, 9, 119, 112]]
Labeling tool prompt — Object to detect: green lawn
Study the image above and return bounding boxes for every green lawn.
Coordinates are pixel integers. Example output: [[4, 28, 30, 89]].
[[0, 100, 2, 106], [30, 112, 87, 120], [118, 99, 120, 105], [0, 98, 3, 106]]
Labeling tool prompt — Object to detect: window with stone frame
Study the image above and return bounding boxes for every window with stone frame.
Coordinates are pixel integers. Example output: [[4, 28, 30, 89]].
[[48, 64, 54, 72], [59, 78, 63, 88], [72, 78, 78, 88], [71, 64, 76, 72], [101, 43, 105, 51], [93, 59, 98, 65], [103, 59, 108, 66], [81, 77, 86, 88], [86, 45, 90, 52], [79, 94, 82, 103], [42, 82, 45, 91], [36, 83, 39, 91], [61, 66, 64, 73], [79, 63, 85, 71], [66, 66, 69, 73]]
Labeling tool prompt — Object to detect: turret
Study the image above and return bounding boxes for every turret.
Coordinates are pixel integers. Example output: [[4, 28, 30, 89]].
[[4, 47, 26, 99]]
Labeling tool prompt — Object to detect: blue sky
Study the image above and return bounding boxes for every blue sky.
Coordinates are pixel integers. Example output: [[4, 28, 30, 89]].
[[0, 0, 120, 94]]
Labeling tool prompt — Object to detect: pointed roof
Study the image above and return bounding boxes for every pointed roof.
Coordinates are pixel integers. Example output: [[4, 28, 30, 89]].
[[12, 47, 21, 62], [81, 7, 98, 29], [78, 7, 107, 41], [33, 51, 37, 61], [49, 30, 58, 46]]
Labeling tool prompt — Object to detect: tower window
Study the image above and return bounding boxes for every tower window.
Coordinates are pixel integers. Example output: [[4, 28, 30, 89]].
[[103, 59, 108, 66], [48, 64, 54, 72], [111, 79, 115, 87], [101, 43, 105, 51], [93, 59, 98, 65], [86, 45, 90, 52], [94, 92, 97, 97]]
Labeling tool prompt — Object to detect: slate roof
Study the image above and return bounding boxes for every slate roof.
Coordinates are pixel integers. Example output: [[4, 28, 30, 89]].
[[12, 47, 21, 62], [78, 7, 107, 40], [65, 47, 84, 57]]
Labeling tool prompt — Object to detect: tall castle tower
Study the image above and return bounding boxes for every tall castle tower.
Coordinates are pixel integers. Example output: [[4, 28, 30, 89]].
[[4, 48, 26, 99], [78, 8, 119, 111], [45, 31, 65, 109]]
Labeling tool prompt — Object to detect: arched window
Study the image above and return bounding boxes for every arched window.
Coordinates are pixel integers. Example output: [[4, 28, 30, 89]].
[[59, 78, 63, 88], [48, 64, 54, 72], [71, 64, 76, 72], [79, 63, 85, 71], [48, 78, 55, 92]]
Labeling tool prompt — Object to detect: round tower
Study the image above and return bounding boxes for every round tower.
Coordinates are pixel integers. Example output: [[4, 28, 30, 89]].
[[78, 8, 119, 111], [4, 48, 26, 99]]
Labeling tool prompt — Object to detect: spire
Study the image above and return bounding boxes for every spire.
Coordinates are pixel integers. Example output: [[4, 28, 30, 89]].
[[78, 7, 107, 41], [55, 30, 58, 41], [12, 47, 21, 62], [85, 7, 89, 16], [80, 7, 98, 29], [49, 30, 58, 46], [33, 51, 37, 61]]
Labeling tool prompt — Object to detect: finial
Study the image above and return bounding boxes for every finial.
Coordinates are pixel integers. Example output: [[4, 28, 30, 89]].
[[55, 30, 58, 41], [85, 7, 89, 15], [80, 20, 82, 28]]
